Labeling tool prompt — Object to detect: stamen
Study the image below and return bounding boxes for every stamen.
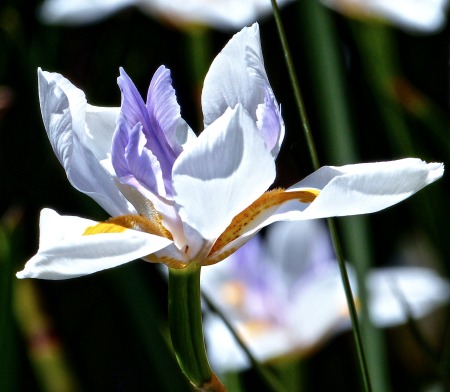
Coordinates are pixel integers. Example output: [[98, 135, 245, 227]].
[[209, 188, 319, 255]]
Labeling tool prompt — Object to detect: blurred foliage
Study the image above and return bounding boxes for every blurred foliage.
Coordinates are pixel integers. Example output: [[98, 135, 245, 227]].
[[0, 0, 449, 391]]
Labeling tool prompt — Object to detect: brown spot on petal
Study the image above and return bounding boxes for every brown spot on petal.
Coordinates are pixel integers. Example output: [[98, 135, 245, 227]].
[[209, 188, 319, 256]]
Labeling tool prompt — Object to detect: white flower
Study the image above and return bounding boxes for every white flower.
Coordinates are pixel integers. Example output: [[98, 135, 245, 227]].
[[39, 0, 294, 30], [321, 0, 449, 33], [17, 24, 443, 280], [202, 220, 450, 371]]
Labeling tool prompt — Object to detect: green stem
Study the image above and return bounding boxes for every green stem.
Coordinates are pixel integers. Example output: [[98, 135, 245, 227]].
[[297, 3, 390, 391], [184, 27, 213, 131], [270, 0, 320, 170], [270, 2, 372, 391], [0, 225, 16, 392], [327, 219, 373, 392], [168, 265, 214, 388]]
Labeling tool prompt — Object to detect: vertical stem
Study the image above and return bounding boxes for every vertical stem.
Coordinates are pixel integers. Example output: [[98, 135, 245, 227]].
[[270, 1, 373, 391], [168, 265, 225, 391], [269, 0, 320, 171], [184, 27, 213, 131], [297, 3, 390, 391], [0, 225, 17, 392], [327, 219, 373, 392]]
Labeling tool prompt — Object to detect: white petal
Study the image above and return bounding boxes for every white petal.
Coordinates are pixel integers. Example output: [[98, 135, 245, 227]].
[[205, 159, 443, 246], [172, 105, 275, 256], [140, 0, 294, 30], [286, 159, 444, 220], [202, 24, 264, 125], [85, 104, 120, 161], [202, 23, 283, 156], [39, 0, 136, 25], [321, 0, 448, 33], [16, 209, 172, 280], [367, 267, 450, 327], [38, 69, 134, 217], [373, 0, 447, 32]]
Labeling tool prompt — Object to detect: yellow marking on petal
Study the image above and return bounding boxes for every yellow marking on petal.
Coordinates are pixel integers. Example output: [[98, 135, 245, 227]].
[[108, 214, 173, 240], [203, 247, 237, 266], [83, 222, 128, 235], [144, 254, 187, 269], [83, 210, 173, 241], [209, 188, 319, 256]]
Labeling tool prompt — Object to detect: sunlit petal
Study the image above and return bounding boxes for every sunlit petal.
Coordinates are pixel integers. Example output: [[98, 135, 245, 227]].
[[172, 105, 275, 256], [116, 67, 178, 196], [84, 104, 120, 161], [38, 68, 134, 217], [202, 23, 284, 156], [286, 159, 444, 219], [146, 65, 188, 155], [16, 209, 172, 280]]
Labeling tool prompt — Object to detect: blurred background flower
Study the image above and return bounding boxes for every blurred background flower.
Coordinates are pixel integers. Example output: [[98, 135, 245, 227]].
[[202, 220, 450, 375], [39, 0, 294, 31], [321, 0, 449, 33]]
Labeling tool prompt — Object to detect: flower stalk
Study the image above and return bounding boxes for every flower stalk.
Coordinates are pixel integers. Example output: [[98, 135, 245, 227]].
[[269, 0, 320, 170], [168, 265, 226, 391], [270, 1, 373, 391]]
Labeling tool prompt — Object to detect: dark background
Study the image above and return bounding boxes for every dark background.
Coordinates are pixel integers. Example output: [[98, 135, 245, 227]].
[[1, 0, 449, 391]]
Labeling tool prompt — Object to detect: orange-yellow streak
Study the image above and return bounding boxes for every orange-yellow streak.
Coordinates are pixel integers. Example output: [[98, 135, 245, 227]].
[[83, 222, 128, 235], [208, 188, 319, 257], [82, 212, 173, 240]]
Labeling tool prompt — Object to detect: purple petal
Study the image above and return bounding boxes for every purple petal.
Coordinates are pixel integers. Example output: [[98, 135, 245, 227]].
[[111, 114, 131, 181], [256, 86, 284, 155], [147, 66, 183, 155], [125, 123, 166, 197], [112, 117, 166, 197], [117, 68, 151, 130], [117, 68, 177, 194]]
